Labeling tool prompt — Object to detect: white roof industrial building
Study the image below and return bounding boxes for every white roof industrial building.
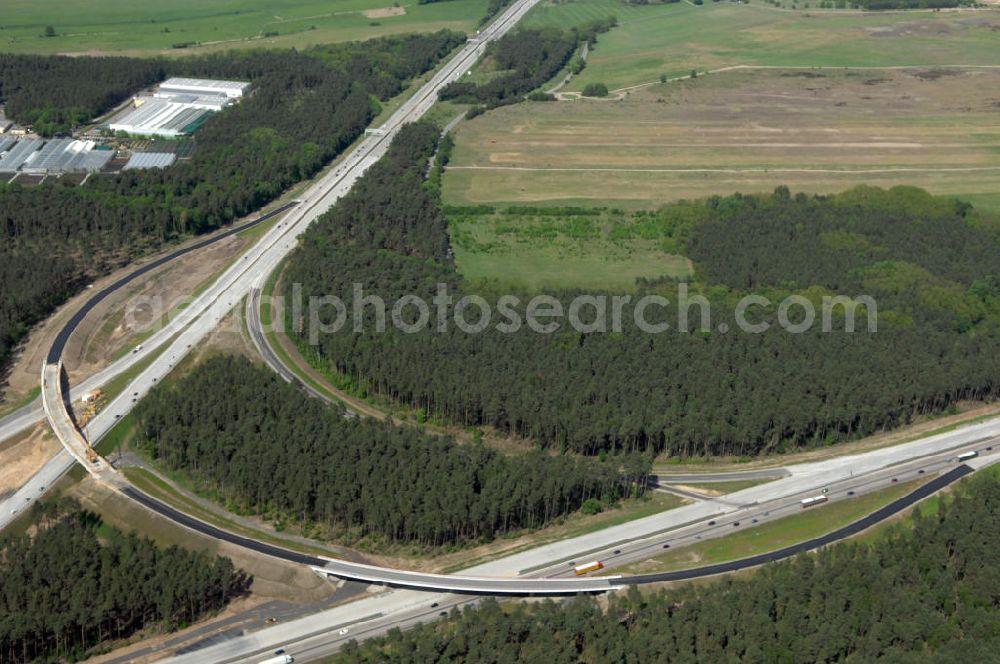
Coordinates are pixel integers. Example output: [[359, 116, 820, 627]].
[[157, 77, 250, 99], [109, 99, 216, 137], [107, 77, 250, 137]]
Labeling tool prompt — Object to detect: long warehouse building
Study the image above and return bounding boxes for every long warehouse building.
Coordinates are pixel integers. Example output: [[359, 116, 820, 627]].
[[108, 77, 250, 137]]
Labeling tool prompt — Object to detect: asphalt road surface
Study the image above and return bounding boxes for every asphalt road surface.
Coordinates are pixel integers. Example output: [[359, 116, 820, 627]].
[[1, 0, 544, 532], [4, 0, 1000, 658], [168, 459, 992, 663], [122, 487, 329, 568], [245, 286, 352, 413], [0, 205, 296, 522]]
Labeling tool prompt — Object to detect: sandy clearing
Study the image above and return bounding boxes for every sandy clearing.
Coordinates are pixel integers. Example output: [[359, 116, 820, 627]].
[[0, 425, 60, 496], [0, 210, 268, 408], [672, 484, 724, 497], [363, 6, 406, 18]]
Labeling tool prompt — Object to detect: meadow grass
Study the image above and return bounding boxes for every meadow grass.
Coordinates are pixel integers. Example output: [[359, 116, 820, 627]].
[[525, 1, 1000, 90], [0, 0, 488, 55], [449, 207, 692, 289]]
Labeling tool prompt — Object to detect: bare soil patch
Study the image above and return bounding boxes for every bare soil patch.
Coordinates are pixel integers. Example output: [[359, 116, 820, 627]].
[[0, 425, 60, 497], [362, 6, 406, 18], [0, 215, 264, 408]]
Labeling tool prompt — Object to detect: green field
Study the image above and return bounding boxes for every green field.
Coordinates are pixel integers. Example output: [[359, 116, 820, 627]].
[[449, 207, 692, 289], [0, 0, 488, 55], [524, 1, 1000, 90]]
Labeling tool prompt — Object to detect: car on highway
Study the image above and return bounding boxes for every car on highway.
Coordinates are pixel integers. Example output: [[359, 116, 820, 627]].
[[891, 478, 898, 483], [338, 628, 349, 636], [733, 521, 740, 527], [847, 490, 856, 496], [707, 520, 716, 526], [662, 543, 670, 549]]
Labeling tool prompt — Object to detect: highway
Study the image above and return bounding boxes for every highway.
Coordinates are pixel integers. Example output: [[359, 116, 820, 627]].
[[0, 203, 295, 525], [160, 440, 996, 664], [0, 201, 296, 437], [0, 0, 543, 532], [97, 415, 991, 597], [3, 0, 1000, 658], [314, 440, 993, 590]]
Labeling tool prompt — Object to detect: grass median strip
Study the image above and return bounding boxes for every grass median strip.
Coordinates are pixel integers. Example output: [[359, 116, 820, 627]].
[[440, 491, 687, 573], [617, 479, 925, 575], [666, 478, 778, 495]]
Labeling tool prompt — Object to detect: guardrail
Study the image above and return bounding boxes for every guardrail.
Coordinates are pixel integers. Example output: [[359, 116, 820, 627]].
[[312, 559, 620, 596]]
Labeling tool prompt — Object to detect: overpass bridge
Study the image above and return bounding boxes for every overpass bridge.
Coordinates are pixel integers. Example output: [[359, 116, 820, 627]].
[[311, 560, 621, 596], [41, 361, 113, 478]]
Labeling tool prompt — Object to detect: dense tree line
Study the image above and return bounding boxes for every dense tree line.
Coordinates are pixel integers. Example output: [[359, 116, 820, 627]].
[[310, 120, 451, 261], [0, 498, 248, 663], [286, 123, 1000, 458], [439, 29, 576, 108], [0, 34, 462, 381], [132, 356, 647, 548], [0, 55, 164, 135], [340, 471, 1000, 662]]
